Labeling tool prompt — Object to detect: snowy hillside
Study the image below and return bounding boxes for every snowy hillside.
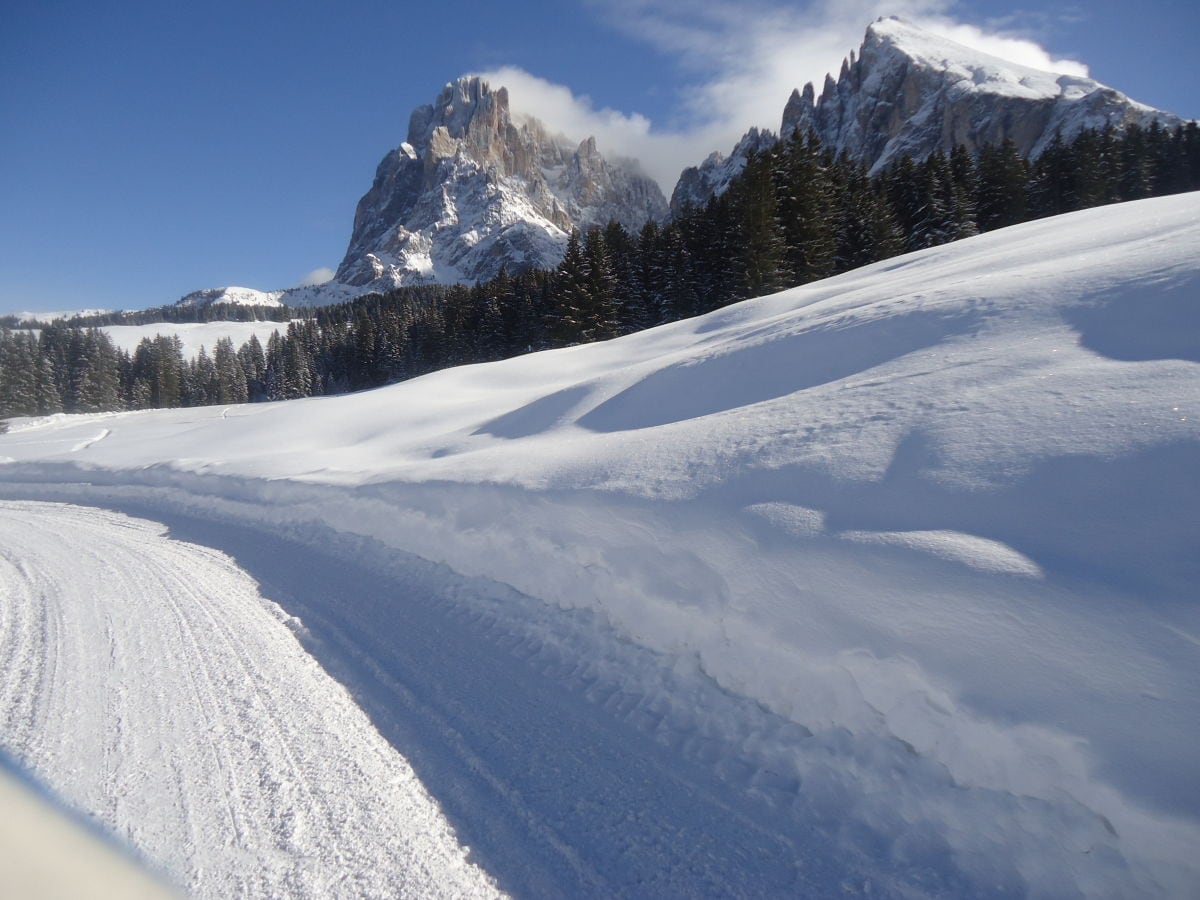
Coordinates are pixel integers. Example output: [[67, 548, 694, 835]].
[[2, 193, 1198, 897], [175, 286, 285, 309], [98, 319, 294, 358], [12, 317, 294, 359]]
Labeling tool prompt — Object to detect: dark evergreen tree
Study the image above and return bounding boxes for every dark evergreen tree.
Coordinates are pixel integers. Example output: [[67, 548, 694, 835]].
[[238, 333, 268, 399], [1118, 123, 1153, 201], [1029, 132, 1076, 217], [775, 131, 836, 282], [546, 229, 591, 345], [64, 329, 122, 413], [213, 337, 249, 404], [833, 157, 903, 270], [976, 139, 1029, 230], [732, 150, 791, 296], [947, 144, 981, 238], [658, 225, 701, 321], [1069, 127, 1119, 209], [582, 227, 621, 341]]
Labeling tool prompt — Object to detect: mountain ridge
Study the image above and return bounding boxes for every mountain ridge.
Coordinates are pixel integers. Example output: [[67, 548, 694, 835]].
[[184, 17, 1189, 307], [672, 16, 1185, 214]]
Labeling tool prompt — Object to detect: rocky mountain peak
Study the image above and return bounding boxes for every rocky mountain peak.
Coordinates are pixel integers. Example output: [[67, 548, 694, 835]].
[[182, 19, 1187, 311], [407, 76, 509, 147], [324, 77, 666, 297], [782, 17, 1184, 172], [781, 83, 816, 137], [675, 17, 1183, 217]]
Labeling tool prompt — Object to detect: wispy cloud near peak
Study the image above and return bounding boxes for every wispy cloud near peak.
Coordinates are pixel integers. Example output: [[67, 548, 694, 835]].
[[478, 1, 1090, 193]]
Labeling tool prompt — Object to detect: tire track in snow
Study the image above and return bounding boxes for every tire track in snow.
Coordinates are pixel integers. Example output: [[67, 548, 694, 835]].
[[0, 500, 499, 899]]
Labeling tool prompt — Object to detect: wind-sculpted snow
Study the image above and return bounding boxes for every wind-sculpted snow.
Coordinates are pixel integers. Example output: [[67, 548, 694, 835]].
[[1063, 271, 1200, 363], [2, 193, 1199, 896]]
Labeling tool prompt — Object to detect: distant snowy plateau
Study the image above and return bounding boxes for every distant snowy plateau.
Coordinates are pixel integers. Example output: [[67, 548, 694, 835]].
[[2, 194, 1199, 897]]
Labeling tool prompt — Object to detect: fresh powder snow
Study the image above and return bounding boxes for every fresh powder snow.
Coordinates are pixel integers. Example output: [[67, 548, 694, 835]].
[[1, 192, 1198, 897]]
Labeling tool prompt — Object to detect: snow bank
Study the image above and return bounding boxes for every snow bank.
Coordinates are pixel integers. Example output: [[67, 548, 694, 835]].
[[3, 193, 1199, 897]]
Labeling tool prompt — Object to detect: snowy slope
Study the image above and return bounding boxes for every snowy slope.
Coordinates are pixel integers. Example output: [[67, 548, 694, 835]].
[[98, 320, 294, 357], [10, 309, 113, 323], [2, 193, 1198, 897], [13, 321, 294, 359]]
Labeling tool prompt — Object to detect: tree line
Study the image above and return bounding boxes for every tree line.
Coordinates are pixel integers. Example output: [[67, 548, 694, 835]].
[[3, 121, 1198, 420]]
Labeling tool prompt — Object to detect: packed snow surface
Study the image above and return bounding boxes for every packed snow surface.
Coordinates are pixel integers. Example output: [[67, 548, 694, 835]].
[[2, 193, 1198, 897], [0, 501, 497, 898]]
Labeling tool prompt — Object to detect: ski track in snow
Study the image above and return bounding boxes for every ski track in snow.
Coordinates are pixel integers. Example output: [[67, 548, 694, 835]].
[[70, 428, 110, 452], [0, 500, 497, 899]]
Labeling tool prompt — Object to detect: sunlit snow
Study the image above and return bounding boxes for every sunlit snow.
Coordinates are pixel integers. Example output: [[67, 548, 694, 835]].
[[2, 193, 1198, 897]]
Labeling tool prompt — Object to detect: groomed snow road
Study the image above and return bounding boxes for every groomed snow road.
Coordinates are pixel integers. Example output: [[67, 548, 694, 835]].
[[0, 495, 906, 898], [0, 500, 498, 898]]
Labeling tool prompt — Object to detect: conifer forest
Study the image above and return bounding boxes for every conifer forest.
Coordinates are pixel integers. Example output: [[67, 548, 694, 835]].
[[3, 122, 1198, 420]]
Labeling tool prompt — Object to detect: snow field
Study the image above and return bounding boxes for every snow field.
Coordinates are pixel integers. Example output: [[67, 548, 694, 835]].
[[2, 193, 1199, 896], [100, 320, 294, 358]]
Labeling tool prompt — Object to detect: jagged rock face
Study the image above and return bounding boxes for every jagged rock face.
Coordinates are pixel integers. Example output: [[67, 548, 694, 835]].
[[782, 17, 1184, 173], [334, 77, 667, 293], [669, 127, 777, 216], [675, 17, 1186, 215]]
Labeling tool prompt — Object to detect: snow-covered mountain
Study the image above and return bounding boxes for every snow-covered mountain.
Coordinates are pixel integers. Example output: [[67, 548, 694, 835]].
[[175, 19, 1189, 307], [4, 193, 1198, 897], [332, 77, 665, 294], [669, 126, 776, 215], [792, 17, 1185, 170], [176, 286, 285, 309], [676, 17, 1186, 211], [175, 78, 667, 310]]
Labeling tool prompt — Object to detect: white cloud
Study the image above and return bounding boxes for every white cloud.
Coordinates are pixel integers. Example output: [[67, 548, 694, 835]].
[[297, 267, 335, 287], [470, 65, 717, 193], [914, 20, 1089, 76], [478, 1, 1089, 193]]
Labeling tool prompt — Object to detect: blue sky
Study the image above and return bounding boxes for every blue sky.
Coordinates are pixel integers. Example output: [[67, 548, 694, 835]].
[[2, 0, 1196, 314]]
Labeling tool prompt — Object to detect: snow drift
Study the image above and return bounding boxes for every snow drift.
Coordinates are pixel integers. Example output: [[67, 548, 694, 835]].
[[2, 193, 1198, 897]]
